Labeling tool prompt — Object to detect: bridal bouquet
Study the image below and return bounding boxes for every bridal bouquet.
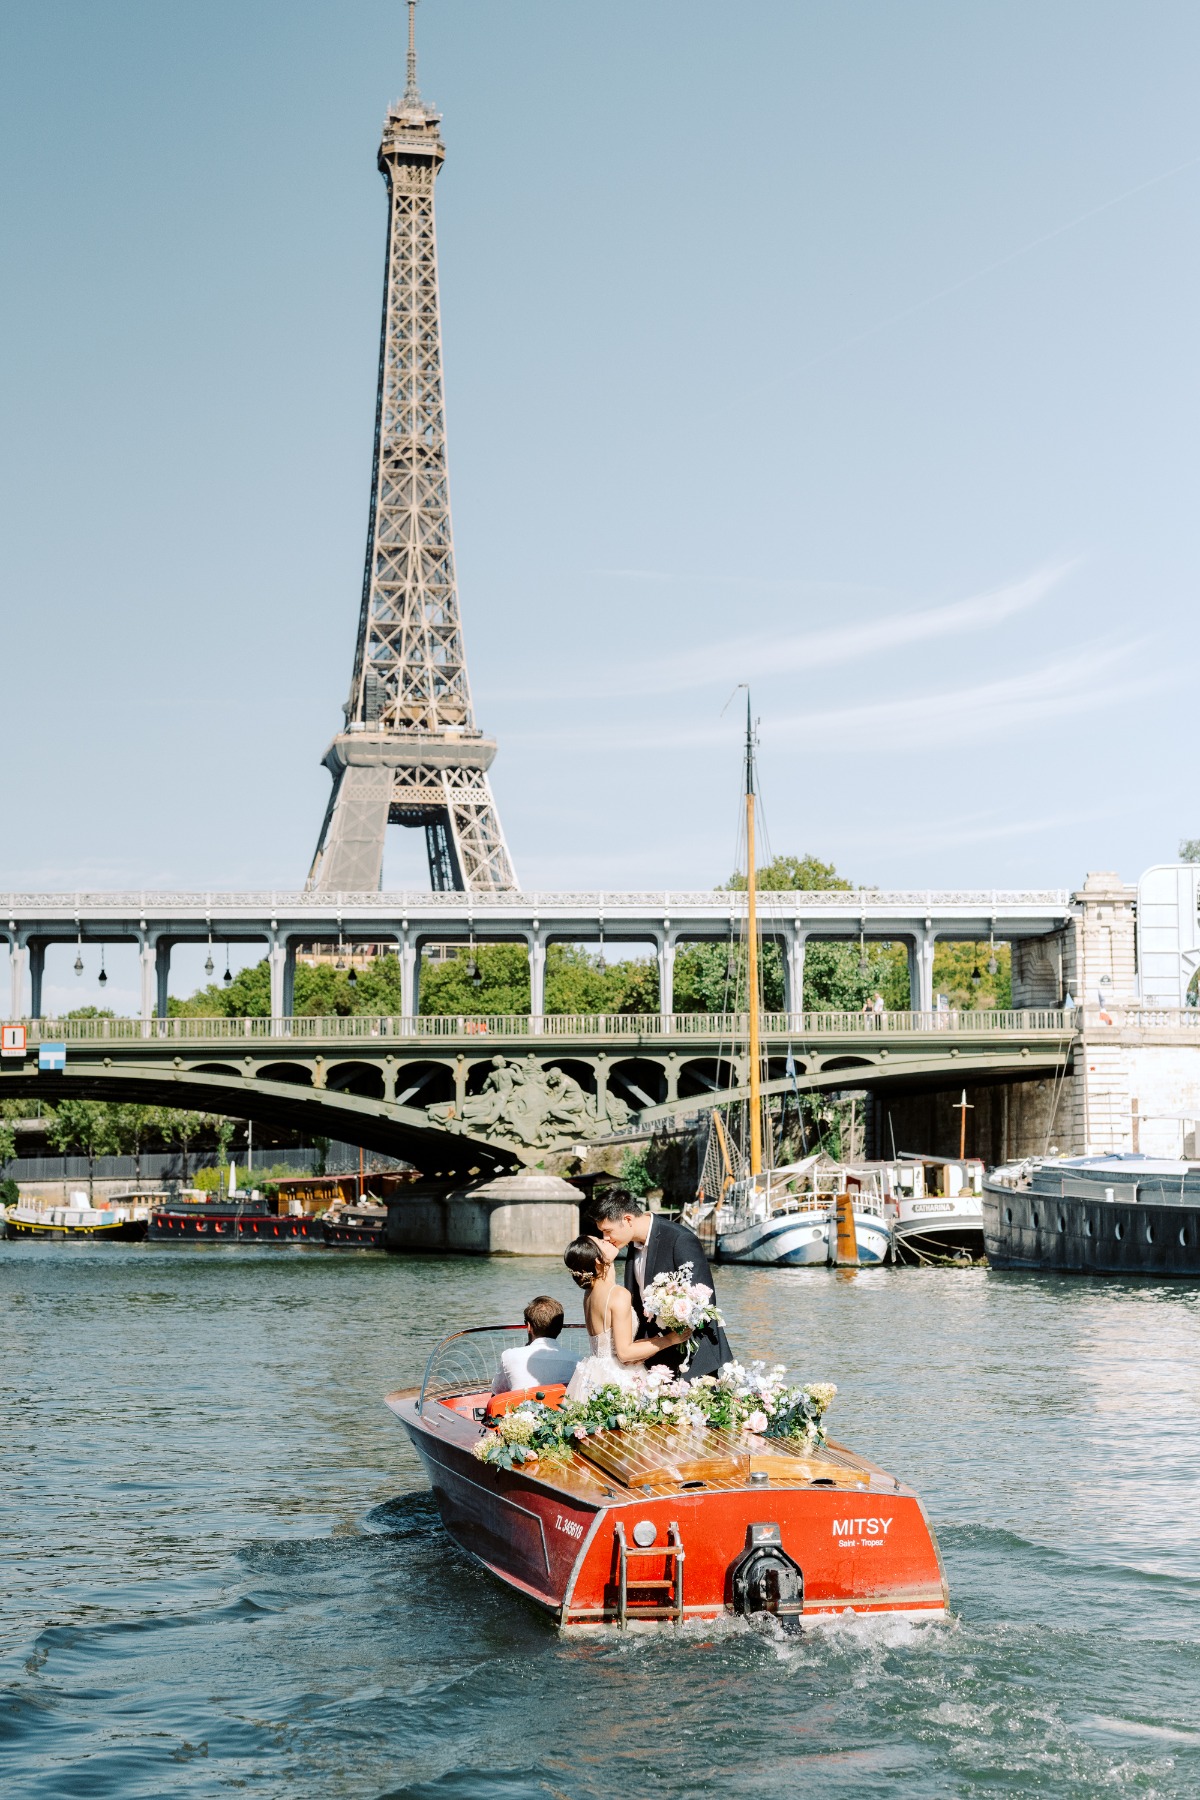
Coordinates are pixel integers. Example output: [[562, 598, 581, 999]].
[[642, 1262, 725, 1371]]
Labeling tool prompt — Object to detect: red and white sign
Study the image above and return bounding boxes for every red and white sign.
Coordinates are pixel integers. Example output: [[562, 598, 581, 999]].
[[2, 1024, 27, 1057]]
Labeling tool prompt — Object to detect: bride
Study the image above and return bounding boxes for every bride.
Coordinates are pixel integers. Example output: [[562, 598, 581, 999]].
[[563, 1235, 686, 1401]]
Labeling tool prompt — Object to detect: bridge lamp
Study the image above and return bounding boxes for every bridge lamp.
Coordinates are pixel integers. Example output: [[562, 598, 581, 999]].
[[98, 950, 108, 989], [858, 930, 869, 977], [987, 932, 998, 978], [971, 964, 982, 988], [205, 927, 215, 979], [348, 962, 358, 986], [223, 948, 233, 988], [74, 923, 84, 977]]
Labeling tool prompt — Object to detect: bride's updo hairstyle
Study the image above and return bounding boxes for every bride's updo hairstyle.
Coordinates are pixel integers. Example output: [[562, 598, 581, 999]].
[[564, 1236, 605, 1290]]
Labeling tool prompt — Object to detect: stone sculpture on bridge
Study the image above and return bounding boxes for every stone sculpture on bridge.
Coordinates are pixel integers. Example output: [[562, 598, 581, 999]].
[[427, 1055, 631, 1151]]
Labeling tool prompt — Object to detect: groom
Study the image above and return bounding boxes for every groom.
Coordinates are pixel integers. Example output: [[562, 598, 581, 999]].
[[592, 1190, 732, 1382]]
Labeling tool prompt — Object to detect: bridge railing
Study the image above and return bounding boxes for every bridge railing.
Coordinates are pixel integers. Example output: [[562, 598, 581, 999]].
[[5, 1008, 1075, 1045]]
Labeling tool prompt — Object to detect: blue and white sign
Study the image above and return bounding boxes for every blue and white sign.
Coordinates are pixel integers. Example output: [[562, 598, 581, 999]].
[[38, 1041, 66, 1072]]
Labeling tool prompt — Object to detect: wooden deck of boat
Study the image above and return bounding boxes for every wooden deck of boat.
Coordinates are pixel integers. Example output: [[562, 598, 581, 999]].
[[527, 1423, 881, 1503], [419, 1389, 897, 1504]]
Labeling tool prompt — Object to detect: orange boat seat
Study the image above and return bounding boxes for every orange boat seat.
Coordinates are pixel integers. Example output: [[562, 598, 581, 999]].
[[484, 1383, 568, 1421]]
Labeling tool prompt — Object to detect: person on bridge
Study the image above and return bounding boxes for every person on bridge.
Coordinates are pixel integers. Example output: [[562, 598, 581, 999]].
[[591, 1189, 733, 1382]]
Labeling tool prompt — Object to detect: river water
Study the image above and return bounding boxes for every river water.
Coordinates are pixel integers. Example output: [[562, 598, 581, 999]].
[[3, 1242, 1199, 1798]]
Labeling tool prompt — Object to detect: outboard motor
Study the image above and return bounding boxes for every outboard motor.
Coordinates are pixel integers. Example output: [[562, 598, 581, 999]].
[[730, 1523, 804, 1623]]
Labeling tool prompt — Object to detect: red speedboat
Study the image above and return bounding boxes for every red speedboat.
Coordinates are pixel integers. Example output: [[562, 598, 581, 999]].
[[386, 1327, 948, 1629]]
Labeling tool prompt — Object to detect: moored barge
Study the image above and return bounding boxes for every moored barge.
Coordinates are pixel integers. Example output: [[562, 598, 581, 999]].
[[387, 1326, 948, 1629], [984, 1154, 1200, 1275], [148, 1195, 324, 1243]]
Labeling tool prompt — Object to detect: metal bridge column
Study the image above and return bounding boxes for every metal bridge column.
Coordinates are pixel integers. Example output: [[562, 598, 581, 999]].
[[529, 927, 546, 1033], [4, 932, 21, 1018], [282, 940, 296, 1017], [657, 928, 675, 1027], [28, 939, 45, 1020], [399, 932, 417, 1020], [137, 931, 154, 1023], [786, 928, 807, 1019], [155, 939, 171, 1020], [909, 927, 937, 1014], [268, 930, 286, 1021]]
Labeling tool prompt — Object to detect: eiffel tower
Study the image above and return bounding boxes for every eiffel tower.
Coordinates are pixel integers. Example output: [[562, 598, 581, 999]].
[[308, 2, 516, 892]]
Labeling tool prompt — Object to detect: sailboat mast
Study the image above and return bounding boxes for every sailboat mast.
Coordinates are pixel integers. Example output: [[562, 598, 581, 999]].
[[745, 694, 763, 1176]]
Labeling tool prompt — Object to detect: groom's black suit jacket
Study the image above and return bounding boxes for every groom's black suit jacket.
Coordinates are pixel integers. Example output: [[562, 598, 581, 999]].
[[624, 1216, 732, 1382]]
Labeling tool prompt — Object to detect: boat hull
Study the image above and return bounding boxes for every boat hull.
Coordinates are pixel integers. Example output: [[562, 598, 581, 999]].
[[716, 1212, 831, 1266], [851, 1210, 892, 1266], [892, 1198, 984, 1264], [5, 1215, 146, 1241], [983, 1183, 1200, 1276], [388, 1394, 947, 1628], [147, 1208, 325, 1244]]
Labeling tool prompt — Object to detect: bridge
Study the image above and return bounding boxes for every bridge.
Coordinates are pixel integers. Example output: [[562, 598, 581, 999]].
[[1, 887, 1073, 1021], [0, 1007, 1077, 1174]]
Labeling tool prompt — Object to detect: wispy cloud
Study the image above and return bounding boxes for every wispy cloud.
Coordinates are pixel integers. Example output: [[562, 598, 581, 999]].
[[493, 560, 1075, 703], [508, 636, 1169, 755]]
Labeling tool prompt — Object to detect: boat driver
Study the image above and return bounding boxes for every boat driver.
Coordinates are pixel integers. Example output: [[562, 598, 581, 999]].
[[491, 1295, 579, 1395]]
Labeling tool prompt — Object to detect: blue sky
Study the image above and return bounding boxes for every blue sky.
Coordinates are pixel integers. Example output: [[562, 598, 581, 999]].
[[1, 0, 1197, 906]]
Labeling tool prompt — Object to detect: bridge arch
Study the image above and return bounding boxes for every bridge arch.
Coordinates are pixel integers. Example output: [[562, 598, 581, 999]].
[[608, 1058, 667, 1109], [326, 1060, 385, 1100], [192, 1062, 241, 1078], [256, 1061, 314, 1087], [543, 1057, 598, 1096], [820, 1055, 878, 1073], [678, 1057, 738, 1099], [393, 1059, 454, 1107]]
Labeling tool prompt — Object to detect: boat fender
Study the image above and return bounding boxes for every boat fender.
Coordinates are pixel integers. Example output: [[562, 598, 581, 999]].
[[484, 1383, 568, 1421], [729, 1522, 804, 1622]]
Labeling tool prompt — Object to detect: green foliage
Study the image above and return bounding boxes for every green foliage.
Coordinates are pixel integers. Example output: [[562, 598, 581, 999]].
[[726, 852, 853, 893], [0, 1121, 15, 1165], [169, 960, 272, 1019], [618, 1148, 654, 1196], [0, 1177, 18, 1207], [802, 941, 910, 1012], [47, 1100, 119, 1162], [931, 941, 1012, 1010], [1180, 839, 1200, 863], [419, 942, 531, 1016], [65, 1007, 117, 1020]]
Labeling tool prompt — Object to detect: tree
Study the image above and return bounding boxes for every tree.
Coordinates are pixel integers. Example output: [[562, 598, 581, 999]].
[[1180, 839, 1200, 863], [419, 942, 532, 1016], [725, 852, 853, 894], [0, 1119, 15, 1167], [931, 942, 1012, 1011], [714, 852, 909, 1011], [111, 1104, 158, 1187], [212, 1115, 235, 1177], [47, 1100, 119, 1202], [157, 1108, 210, 1184]]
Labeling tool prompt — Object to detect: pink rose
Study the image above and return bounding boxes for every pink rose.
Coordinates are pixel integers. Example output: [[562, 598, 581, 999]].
[[746, 1410, 769, 1434], [572, 1425, 587, 1440]]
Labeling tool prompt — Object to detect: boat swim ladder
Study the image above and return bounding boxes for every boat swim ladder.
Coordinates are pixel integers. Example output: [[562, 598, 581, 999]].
[[614, 1521, 685, 1628]]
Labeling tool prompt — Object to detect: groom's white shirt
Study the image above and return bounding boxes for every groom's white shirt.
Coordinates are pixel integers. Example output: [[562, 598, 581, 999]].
[[633, 1212, 655, 1298], [491, 1336, 578, 1395]]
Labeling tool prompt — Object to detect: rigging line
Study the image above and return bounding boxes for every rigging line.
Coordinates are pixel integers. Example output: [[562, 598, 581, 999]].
[[758, 149, 1200, 393], [1041, 1029, 1075, 1157]]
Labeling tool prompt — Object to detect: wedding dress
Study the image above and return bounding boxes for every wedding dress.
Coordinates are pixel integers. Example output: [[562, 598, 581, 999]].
[[565, 1292, 636, 1401]]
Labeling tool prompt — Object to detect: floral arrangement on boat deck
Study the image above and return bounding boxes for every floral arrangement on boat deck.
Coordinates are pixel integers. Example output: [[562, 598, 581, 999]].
[[640, 1262, 725, 1372], [471, 1362, 836, 1470]]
